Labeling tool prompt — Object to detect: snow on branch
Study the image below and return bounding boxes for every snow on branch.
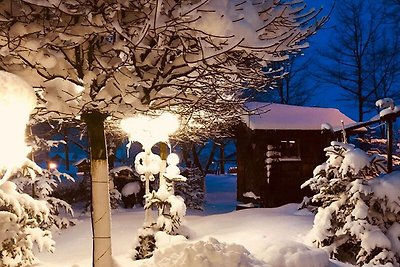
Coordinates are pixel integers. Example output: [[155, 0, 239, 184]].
[[0, 0, 325, 139]]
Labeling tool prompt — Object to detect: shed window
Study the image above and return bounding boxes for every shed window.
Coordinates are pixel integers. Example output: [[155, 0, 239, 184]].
[[280, 140, 300, 160]]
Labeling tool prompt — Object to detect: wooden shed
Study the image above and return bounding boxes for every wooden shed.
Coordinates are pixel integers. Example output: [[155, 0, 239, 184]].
[[236, 102, 358, 208]]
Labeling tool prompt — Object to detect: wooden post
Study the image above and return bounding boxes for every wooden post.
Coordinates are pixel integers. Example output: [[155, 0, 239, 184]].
[[387, 119, 393, 173], [82, 110, 112, 267], [143, 148, 154, 225], [159, 143, 168, 187]]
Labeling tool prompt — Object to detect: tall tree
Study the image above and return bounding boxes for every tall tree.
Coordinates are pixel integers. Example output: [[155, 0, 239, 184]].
[[0, 0, 324, 265], [242, 55, 317, 106], [271, 55, 316, 105], [317, 0, 400, 122]]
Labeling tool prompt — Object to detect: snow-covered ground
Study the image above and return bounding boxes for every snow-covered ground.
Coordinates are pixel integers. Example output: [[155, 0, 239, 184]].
[[34, 175, 353, 267], [203, 174, 237, 214]]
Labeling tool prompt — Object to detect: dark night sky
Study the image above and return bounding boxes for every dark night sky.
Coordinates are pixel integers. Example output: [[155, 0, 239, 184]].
[[301, 1, 356, 118]]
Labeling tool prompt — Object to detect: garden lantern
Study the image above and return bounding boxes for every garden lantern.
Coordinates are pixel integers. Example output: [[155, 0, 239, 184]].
[[121, 112, 180, 224]]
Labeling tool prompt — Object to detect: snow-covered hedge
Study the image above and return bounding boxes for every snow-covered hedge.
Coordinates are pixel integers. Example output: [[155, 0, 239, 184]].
[[0, 181, 54, 267], [304, 141, 400, 266]]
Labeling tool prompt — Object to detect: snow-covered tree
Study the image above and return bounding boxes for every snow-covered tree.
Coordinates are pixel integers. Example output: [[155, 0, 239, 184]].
[[176, 166, 205, 210], [0, 1, 325, 265], [18, 135, 76, 230], [303, 141, 400, 266]]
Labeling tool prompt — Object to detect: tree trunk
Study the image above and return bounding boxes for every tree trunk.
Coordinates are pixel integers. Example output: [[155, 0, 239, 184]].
[[82, 110, 113, 267], [358, 97, 364, 122], [205, 142, 218, 174], [181, 144, 190, 167], [191, 144, 203, 173], [219, 142, 225, 175], [64, 128, 70, 171]]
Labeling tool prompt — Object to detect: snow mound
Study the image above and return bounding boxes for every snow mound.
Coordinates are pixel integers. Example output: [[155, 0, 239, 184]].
[[148, 237, 269, 267], [259, 240, 329, 267], [121, 182, 141, 197]]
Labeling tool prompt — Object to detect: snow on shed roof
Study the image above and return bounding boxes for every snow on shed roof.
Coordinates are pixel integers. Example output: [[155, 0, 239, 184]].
[[243, 102, 356, 131]]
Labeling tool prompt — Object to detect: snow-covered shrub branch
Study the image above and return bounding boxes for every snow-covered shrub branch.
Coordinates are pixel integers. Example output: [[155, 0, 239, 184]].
[[12, 166, 75, 230], [304, 141, 400, 266], [0, 181, 55, 267]]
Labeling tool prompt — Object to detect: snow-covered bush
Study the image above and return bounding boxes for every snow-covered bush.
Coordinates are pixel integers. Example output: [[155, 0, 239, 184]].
[[146, 184, 187, 234], [133, 226, 157, 260], [108, 172, 122, 209], [110, 166, 144, 208], [0, 181, 55, 266], [176, 167, 204, 210], [303, 141, 400, 266], [13, 167, 75, 230], [13, 135, 76, 229], [260, 240, 329, 267], [121, 182, 142, 205]]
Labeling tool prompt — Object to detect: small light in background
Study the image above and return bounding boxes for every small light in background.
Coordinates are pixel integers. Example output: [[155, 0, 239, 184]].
[[48, 162, 57, 170]]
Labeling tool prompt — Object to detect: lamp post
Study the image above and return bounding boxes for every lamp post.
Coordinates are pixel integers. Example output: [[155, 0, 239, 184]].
[[121, 112, 180, 224]]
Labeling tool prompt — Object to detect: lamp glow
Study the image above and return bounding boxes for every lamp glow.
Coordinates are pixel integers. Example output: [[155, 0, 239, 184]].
[[0, 71, 36, 174], [120, 112, 179, 151]]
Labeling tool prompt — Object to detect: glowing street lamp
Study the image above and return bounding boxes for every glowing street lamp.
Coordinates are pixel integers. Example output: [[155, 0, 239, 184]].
[[0, 71, 36, 185], [120, 112, 180, 224]]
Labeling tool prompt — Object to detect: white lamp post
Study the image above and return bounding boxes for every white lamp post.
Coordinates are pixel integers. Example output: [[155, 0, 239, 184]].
[[121, 112, 180, 224], [0, 71, 36, 185]]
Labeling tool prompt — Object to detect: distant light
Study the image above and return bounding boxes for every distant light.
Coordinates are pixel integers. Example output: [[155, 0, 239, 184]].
[[48, 162, 57, 170]]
